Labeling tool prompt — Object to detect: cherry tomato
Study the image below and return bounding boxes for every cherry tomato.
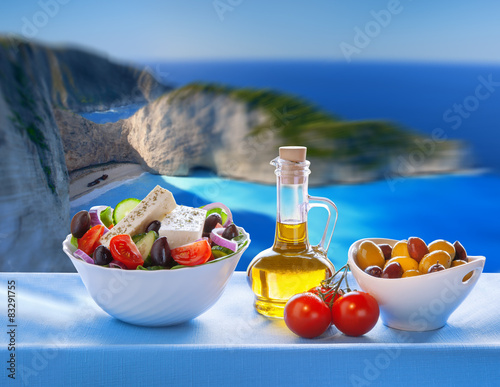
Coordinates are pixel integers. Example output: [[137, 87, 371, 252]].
[[109, 234, 144, 269], [284, 293, 332, 339], [171, 239, 212, 266], [78, 225, 105, 256], [308, 286, 344, 307], [331, 291, 379, 337]]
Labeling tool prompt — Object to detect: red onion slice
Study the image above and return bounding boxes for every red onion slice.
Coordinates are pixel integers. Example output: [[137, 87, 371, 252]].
[[109, 260, 127, 269], [89, 206, 110, 234], [74, 249, 94, 264], [203, 202, 233, 227], [210, 227, 238, 252]]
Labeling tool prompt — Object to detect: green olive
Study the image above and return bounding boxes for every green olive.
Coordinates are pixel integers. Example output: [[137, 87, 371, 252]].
[[356, 241, 385, 271]]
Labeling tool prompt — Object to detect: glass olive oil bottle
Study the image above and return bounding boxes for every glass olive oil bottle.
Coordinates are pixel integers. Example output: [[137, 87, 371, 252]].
[[247, 146, 338, 318]]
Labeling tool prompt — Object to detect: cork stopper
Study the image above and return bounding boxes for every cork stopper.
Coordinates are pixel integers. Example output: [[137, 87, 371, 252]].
[[277, 146, 309, 184], [279, 146, 307, 162]]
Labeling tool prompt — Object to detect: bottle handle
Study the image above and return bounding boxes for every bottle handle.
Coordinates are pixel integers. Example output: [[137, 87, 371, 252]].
[[307, 195, 338, 253]]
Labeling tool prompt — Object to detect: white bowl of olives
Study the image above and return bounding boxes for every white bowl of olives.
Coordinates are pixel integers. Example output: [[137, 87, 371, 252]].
[[348, 237, 485, 331]]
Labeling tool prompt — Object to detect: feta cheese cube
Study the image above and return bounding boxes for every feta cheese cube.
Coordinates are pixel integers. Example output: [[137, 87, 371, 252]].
[[159, 205, 207, 249], [100, 185, 177, 248]]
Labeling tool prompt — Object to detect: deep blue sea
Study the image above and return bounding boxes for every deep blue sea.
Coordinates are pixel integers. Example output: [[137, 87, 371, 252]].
[[145, 61, 500, 171], [79, 61, 500, 272], [84, 61, 500, 171]]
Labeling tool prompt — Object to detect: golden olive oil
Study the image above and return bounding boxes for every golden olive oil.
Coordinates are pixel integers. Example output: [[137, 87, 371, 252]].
[[248, 222, 334, 318]]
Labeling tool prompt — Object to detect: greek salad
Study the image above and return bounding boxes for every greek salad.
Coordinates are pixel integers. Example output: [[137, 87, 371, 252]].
[[68, 185, 248, 270]]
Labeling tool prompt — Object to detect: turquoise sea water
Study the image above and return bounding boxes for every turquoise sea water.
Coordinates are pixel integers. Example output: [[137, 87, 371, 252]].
[[70, 171, 500, 273], [80, 103, 146, 123]]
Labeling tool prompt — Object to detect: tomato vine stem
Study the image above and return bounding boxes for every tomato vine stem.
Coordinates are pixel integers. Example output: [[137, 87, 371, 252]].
[[313, 263, 355, 308]]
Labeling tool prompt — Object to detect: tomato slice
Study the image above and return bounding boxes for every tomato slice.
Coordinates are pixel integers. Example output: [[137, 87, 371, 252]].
[[109, 234, 144, 269], [171, 239, 212, 266], [78, 225, 105, 256]]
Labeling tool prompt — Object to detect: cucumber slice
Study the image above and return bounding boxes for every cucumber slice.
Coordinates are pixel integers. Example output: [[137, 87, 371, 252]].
[[134, 230, 158, 260], [99, 206, 114, 228], [112, 198, 140, 225], [132, 233, 146, 244], [211, 245, 234, 259]]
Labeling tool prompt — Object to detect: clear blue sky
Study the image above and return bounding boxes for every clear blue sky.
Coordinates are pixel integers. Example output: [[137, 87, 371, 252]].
[[1, 0, 499, 63]]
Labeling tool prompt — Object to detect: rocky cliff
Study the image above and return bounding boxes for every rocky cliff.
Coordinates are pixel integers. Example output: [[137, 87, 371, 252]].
[[1, 37, 169, 112], [0, 38, 168, 271], [55, 90, 273, 181], [57, 83, 465, 185]]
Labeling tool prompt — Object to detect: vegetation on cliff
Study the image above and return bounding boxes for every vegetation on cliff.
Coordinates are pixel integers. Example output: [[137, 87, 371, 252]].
[[168, 83, 451, 172]]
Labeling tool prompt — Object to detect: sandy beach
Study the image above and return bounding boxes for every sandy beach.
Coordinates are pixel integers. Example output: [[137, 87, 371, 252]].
[[69, 163, 145, 200]]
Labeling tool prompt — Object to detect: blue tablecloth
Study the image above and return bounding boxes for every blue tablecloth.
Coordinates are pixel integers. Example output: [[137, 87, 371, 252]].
[[1, 272, 499, 386]]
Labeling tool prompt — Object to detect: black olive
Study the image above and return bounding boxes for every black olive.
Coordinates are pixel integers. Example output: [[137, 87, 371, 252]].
[[145, 220, 161, 234], [71, 211, 91, 239], [93, 245, 113, 265], [222, 224, 238, 240], [150, 237, 174, 267], [203, 213, 223, 238]]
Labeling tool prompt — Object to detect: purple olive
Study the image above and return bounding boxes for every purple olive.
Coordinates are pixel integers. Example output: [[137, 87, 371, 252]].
[[428, 262, 445, 273], [378, 244, 393, 260], [382, 262, 403, 279], [453, 241, 468, 262], [364, 265, 383, 278]]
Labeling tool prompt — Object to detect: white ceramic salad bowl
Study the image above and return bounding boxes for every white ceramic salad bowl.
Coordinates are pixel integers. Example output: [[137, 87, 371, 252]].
[[62, 230, 250, 327], [348, 238, 485, 331]]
